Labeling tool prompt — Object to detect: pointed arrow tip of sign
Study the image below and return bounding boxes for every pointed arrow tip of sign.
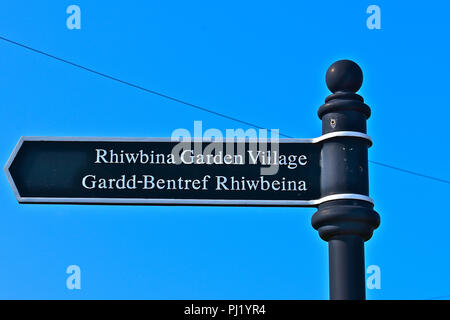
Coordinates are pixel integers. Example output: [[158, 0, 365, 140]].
[[4, 137, 25, 202]]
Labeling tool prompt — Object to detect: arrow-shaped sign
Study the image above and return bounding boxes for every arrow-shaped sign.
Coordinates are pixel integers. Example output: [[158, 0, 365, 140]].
[[4, 134, 373, 206]]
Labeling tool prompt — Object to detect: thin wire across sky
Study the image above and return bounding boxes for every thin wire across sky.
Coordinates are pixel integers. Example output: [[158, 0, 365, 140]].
[[0, 35, 448, 185]]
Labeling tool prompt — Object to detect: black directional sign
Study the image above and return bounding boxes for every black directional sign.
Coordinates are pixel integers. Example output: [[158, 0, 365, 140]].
[[5, 134, 372, 206]]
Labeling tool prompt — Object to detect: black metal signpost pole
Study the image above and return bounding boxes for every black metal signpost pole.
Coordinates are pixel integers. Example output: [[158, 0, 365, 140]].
[[312, 60, 380, 300]]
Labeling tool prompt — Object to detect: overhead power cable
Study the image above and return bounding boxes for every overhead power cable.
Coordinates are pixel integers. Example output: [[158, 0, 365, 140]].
[[0, 35, 448, 185]]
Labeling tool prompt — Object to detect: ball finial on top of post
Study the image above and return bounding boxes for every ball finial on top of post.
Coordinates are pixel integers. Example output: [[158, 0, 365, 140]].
[[326, 60, 363, 93], [318, 59, 371, 128]]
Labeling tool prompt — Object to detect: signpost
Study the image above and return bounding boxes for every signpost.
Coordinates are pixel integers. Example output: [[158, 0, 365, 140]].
[[4, 59, 380, 300]]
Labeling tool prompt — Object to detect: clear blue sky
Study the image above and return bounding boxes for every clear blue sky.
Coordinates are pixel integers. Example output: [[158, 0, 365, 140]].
[[0, 1, 449, 299]]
